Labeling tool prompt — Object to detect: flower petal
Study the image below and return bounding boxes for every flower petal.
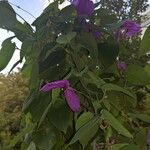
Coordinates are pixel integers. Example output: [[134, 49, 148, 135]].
[[64, 88, 80, 112], [40, 80, 69, 92]]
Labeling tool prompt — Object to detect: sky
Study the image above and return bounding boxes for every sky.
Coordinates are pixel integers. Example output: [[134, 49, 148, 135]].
[[0, 0, 150, 74]]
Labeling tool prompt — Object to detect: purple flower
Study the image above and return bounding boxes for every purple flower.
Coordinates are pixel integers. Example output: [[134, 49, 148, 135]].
[[40, 80, 80, 112], [64, 87, 80, 112], [72, 0, 94, 17], [147, 129, 150, 145], [92, 31, 101, 39], [40, 80, 69, 92], [117, 61, 126, 71], [120, 20, 141, 38]]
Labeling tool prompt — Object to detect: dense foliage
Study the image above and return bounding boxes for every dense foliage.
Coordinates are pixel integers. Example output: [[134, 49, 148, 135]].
[[100, 0, 149, 21], [0, 0, 150, 149], [0, 73, 28, 149]]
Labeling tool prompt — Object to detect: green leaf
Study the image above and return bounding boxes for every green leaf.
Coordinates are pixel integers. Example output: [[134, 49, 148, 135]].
[[0, 1, 17, 29], [29, 61, 39, 90], [76, 112, 94, 130], [24, 92, 52, 122], [20, 39, 34, 58], [33, 129, 55, 150], [126, 64, 150, 85], [120, 144, 140, 150], [69, 116, 100, 148], [39, 49, 66, 73], [59, 5, 76, 21], [140, 26, 150, 55], [47, 100, 72, 133], [87, 71, 105, 87], [128, 113, 150, 123], [144, 65, 150, 76], [96, 8, 118, 25], [98, 39, 119, 68], [101, 83, 136, 99], [135, 128, 147, 150], [14, 21, 33, 34], [111, 144, 129, 150], [0, 37, 15, 71], [78, 32, 98, 59], [56, 32, 76, 44], [38, 101, 52, 128], [102, 109, 133, 138]]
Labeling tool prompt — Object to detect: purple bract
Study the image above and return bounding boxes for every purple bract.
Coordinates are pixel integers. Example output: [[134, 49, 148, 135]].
[[117, 61, 126, 71], [40, 80, 80, 112], [64, 87, 80, 112], [120, 20, 141, 38], [72, 0, 94, 17], [40, 80, 69, 92]]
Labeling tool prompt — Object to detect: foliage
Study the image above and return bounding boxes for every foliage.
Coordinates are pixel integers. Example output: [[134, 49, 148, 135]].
[[99, 0, 149, 21], [0, 73, 28, 149], [0, 0, 150, 149]]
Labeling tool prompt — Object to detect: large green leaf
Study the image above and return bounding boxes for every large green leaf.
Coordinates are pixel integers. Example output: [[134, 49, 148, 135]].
[[0, 1, 17, 29], [78, 32, 98, 59], [33, 129, 55, 150], [98, 38, 119, 68], [23, 92, 52, 122], [47, 100, 72, 133], [126, 64, 150, 85], [140, 26, 150, 55], [102, 109, 133, 138], [69, 116, 100, 148], [0, 37, 15, 71], [39, 48, 66, 73]]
